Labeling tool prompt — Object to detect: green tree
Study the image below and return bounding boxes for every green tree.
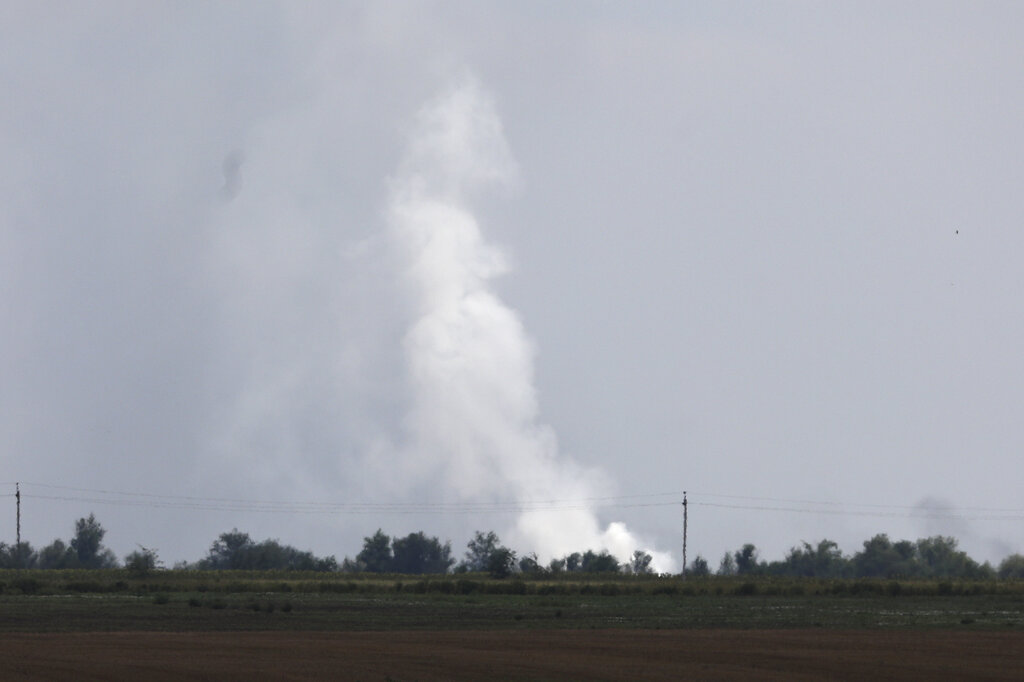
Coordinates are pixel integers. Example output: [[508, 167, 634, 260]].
[[459, 530, 516, 577], [461, 530, 501, 572], [852, 534, 917, 578], [281, 545, 336, 572], [246, 540, 336, 571], [356, 529, 393, 573], [199, 531, 337, 571], [998, 553, 1024, 579], [202, 529, 255, 569], [581, 549, 620, 573], [518, 552, 541, 574], [771, 539, 849, 578], [37, 539, 75, 569], [390, 532, 454, 574], [487, 546, 517, 578], [734, 544, 760, 575], [717, 551, 736, 576], [915, 536, 987, 578], [811, 539, 848, 577], [0, 542, 37, 569], [124, 545, 160, 575], [70, 514, 117, 568], [628, 550, 654, 575], [688, 555, 711, 577]]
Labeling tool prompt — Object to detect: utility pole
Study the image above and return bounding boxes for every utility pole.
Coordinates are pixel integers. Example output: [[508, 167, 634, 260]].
[[682, 491, 688, 580], [16, 482, 21, 547]]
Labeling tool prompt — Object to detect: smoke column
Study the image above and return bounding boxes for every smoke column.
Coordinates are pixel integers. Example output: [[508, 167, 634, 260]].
[[387, 78, 673, 572]]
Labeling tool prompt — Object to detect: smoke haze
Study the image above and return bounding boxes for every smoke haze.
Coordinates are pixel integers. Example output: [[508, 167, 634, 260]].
[[2, 4, 1023, 568]]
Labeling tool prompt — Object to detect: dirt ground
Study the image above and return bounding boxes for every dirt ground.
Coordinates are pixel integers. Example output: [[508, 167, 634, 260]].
[[1, 629, 1021, 681]]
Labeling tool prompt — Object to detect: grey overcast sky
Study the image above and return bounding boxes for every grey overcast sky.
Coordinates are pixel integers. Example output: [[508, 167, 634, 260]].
[[2, 2, 1023, 568]]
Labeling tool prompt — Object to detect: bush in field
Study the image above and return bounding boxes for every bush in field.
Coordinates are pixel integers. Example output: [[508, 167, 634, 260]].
[[125, 545, 161, 575]]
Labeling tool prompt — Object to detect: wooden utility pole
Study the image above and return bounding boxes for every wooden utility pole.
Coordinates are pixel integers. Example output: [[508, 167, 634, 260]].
[[16, 482, 20, 547], [682, 491, 688, 579]]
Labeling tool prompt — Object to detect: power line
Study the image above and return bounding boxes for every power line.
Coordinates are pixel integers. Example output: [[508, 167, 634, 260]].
[[687, 491, 1024, 514], [20, 492, 680, 515], [694, 501, 1024, 523], [17, 481, 683, 509], [10, 482, 1024, 521]]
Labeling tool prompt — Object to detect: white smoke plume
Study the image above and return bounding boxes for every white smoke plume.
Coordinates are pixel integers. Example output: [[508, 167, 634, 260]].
[[387, 77, 674, 572]]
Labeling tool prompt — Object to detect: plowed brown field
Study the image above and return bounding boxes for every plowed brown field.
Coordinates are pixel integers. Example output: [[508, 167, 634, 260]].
[[2, 629, 1022, 681]]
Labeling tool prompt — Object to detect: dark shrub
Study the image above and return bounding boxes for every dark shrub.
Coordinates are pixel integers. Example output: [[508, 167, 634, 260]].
[[456, 579, 481, 594], [65, 581, 106, 593], [12, 578, 41, 595]]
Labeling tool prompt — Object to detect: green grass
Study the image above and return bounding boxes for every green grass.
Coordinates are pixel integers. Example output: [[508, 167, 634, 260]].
[[0, 570, 1021, 632], [4, 569, 1024, 597]]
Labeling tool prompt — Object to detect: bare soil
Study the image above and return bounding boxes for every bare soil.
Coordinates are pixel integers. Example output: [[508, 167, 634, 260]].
[[1, 629, 1022, 681]]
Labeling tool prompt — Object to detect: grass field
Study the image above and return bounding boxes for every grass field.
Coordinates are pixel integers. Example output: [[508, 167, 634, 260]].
[[1, 569, 1022, 632]]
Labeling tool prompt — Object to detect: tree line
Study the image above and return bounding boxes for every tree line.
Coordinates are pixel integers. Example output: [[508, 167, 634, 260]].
[[691, 535, 1024, 580], [2, 513, 1024, 580], [0, 514, 119, 570]]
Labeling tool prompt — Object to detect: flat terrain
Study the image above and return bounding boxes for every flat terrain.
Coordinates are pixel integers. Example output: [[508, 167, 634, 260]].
[[2, 629, 1022, 680], [2, 572, 1023, 679], [2, 590, 1023, 631]]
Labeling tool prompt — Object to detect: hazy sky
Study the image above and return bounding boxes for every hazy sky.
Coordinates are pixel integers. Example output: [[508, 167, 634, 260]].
[[2, 2, 1023, 567]]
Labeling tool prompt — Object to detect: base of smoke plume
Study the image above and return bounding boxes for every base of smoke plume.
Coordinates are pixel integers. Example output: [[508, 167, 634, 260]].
[[512, 512, 676, 574]]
